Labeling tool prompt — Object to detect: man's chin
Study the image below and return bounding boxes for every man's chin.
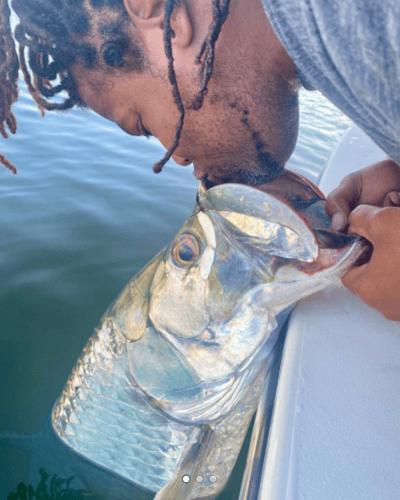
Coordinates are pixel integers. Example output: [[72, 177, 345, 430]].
[[199, 176, 228, 190], [194, 158, 285, 189]]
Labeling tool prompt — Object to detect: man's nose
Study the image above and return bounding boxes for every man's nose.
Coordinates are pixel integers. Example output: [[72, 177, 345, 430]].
[[172, 154, 192, 166]]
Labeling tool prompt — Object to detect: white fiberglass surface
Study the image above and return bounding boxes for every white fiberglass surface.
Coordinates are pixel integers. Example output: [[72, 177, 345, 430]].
[[258, 125, 400, 500]]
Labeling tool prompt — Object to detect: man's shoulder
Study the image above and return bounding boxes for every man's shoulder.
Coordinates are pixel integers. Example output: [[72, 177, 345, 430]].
[[261, 0, 400, 164]]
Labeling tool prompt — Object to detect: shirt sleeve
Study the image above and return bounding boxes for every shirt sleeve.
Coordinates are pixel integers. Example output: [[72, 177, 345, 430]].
[[261, 0, 400, 164]]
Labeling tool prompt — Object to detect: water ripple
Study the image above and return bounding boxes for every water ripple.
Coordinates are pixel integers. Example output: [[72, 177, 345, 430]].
[[0, 81, 351, 493]]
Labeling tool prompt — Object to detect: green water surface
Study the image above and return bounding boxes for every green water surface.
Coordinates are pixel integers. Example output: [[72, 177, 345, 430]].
[[0, 82, 350, 499]]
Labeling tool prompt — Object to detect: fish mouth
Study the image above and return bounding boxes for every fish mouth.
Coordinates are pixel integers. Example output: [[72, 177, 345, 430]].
[[202, 177, 217, 190], [295, 229, 372, 275], [198, 175, 373, 275]]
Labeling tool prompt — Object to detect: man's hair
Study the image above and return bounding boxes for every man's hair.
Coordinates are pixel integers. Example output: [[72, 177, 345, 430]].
[[0, 0, 230, 174]]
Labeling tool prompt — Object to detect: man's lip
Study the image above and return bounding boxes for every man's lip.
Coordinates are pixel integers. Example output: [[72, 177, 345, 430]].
[[193, 165, 207, 180], [193, 165, 231, 185], [201, 178, 218, 190], [193, 168, 222, 189]]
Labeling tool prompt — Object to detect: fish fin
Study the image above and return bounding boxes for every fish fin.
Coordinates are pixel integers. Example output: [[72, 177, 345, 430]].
[[154, 425, 214, 500]]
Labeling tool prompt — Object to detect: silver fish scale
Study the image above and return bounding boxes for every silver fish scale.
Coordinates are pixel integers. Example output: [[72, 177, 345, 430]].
[[52, 322, 201, 493], [52, 317, 271, 498], [187, 362, 268, 498], [44, 182, 367, 499]]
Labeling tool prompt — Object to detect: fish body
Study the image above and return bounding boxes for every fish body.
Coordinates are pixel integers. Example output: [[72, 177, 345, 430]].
[[47, 179, 367, 500]]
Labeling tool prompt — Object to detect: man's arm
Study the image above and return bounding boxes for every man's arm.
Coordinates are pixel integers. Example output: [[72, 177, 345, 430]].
[[325, 159, 400, 321]]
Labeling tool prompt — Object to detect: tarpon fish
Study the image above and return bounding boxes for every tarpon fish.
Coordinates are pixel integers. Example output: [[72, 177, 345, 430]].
[[2, 173, 368, 500]]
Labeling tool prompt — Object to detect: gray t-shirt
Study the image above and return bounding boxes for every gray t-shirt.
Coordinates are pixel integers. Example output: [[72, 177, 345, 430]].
[[262, 0, 400, 164]]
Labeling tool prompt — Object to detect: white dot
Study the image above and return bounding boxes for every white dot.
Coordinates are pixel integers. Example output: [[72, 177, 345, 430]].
[[196, 475, 204, 483], [182, 475, 191, 483], [210, 475, 217, 483]]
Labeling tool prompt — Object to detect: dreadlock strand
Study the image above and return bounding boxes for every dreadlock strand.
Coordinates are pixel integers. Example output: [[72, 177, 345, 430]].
[[0, 0, 19, 172], [6, 111, 16, 134], [0, 0, 136, 173], [0, 123, 9, 138], [0, 149, 17, 173], [18, 42, 72, 113], [152, 110, 185, 174], [1, 0, 16, 70], [153, 0, 231, 172], [0, 0, 232, 175], [152, 0, 186, 174], [192, 0, 230, 111], [37, 78, 65, 98], [18, 43, 46, 116], [0, 90, 6, 123], [195, 0, 223, 64], [0, 0, 19, 142]]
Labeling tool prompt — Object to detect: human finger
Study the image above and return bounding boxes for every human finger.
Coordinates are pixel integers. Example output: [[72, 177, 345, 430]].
[[341, 261, 369, 296], [342, 251, 400, 321], [325, 173, 362, 231], [346, 204, 381, 241], [348, 205, 400, 245], [383, 191, 400, 207]]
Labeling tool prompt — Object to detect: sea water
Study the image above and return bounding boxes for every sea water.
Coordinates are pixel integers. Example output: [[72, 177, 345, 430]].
[[0, 82, 351, 498]]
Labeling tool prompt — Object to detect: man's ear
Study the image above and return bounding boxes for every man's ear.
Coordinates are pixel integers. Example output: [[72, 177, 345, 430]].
[[123, 0, 193, 49]]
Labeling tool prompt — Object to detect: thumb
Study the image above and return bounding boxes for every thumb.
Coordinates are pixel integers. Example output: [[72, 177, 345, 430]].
[[347, 204, 399, 243], [347, 204, 381, 238], [325, 174, 362, 231]]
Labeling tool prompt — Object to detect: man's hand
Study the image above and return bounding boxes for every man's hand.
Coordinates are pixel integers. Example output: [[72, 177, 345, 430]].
[[325, 159, 400, 321], [325, 159, 400, 230], [342, 205, 400, 321]]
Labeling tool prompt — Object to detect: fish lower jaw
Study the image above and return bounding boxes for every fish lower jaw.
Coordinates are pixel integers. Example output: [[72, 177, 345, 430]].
[[325, 238, 371, 276], [258, 239, 369, 308], [294, 247, 350, 275], [293, 237, 369, 276]]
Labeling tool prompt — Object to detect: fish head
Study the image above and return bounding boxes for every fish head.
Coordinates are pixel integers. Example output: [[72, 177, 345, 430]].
[[149, 177, 369, 338], [142, 205, 217, 339], [196, 176, 369, 312], [106, 172, 370, 417]]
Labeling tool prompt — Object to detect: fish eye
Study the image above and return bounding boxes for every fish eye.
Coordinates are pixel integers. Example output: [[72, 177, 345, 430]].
[[172, 234, 201, 267]]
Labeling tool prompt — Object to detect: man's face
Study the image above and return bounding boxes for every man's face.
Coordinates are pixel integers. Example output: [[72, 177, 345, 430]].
[[71, 0, 300, 186]]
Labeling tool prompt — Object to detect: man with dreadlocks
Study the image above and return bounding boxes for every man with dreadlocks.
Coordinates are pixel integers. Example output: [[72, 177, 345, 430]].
[[1, 0, 400, 321]]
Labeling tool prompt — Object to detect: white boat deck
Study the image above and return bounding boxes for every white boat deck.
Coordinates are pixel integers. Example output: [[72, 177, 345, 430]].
[[245, 124, 400, 500]]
